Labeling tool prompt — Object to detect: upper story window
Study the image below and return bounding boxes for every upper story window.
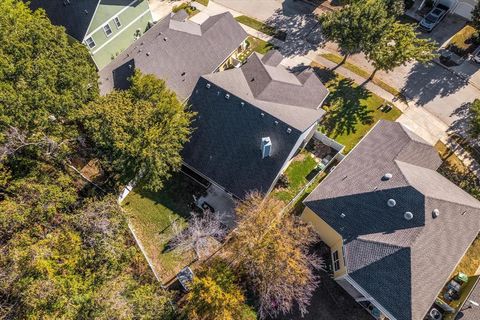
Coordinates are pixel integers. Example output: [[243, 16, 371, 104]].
[[113, 17, 122, 29], [85, 37, 96, 49], [103, 23, 113, 37], [332, 250, 340, 271]]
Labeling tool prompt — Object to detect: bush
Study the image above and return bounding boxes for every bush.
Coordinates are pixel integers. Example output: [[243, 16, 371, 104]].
[[277, 174, 290, 188], [172, 2, 197, 16]]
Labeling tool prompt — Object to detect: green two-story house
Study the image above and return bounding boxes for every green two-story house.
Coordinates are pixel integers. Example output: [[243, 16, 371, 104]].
[[29, 0, 153, 69]]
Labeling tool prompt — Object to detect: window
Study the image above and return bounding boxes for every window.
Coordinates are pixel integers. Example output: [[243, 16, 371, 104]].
[[85, 37, 96, 49], [113, 17, 122, 29], [332, 250, 340, 271], [103, 23, 112, 37]]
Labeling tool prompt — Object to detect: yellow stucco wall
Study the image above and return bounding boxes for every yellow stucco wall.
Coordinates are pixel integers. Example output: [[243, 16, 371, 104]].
[[301, 207, 347, 278]]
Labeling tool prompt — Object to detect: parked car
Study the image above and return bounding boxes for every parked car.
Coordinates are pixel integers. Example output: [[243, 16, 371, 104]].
[[419, 5, 448, 32]]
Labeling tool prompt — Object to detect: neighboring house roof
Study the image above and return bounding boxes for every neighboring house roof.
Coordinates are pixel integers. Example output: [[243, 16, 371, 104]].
[[304, 120, 480, 320], [29, 0, 100, 41], [98, 10, 248, 98], [181, 52, 327, 198]]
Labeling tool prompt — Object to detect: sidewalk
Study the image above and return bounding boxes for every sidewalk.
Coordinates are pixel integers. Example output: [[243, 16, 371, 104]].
[[309, 53, 448, 144]]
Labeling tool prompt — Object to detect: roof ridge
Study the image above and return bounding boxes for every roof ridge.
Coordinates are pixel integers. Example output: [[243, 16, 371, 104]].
[[354, 236, 408, 249], [399, 123, 433, 147], [395, 160, 480, 210]]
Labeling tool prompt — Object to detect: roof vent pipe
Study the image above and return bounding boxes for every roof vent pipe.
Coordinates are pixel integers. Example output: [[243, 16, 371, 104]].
[[387, 199, 396, 207], [404, 211, 414, 220], [432, 209, 440, 218], [383, 173, 393, 181]]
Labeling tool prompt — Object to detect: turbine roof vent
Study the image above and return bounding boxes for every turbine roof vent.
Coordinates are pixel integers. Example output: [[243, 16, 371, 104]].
[[387, 199, 396, 207], [404, 211, 414, 220], [432, 209, 440, 218]]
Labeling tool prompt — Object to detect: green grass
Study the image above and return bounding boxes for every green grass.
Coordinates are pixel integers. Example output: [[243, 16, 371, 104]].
[[319, 53, 406, 101], [272, 152, 319, 203], [195, 0, 209, 6], [251, 37, 275, 54], [453, 236, 480, 277], [312, 62, 401, 153], [447, 25, 478, 56], [235, 16, 287, 41], [123, 173, 204, 283], [237, 36, 275, 62], [172, 2, 198, 16]]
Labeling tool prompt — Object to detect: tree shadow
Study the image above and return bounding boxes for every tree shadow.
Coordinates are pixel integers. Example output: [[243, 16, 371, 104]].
[[401, 61, 469, 106], [321, 78, 374, 137], [265, 5, 325, 58], [448, 101, 472, 139]]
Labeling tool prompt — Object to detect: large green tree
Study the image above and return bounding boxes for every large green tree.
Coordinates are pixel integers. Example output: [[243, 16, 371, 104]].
[[82, 71, 194, 191], [367, 22, 436, 78], [468, 99, 480, 138], [472, 2, 480, 30], [182, 260, 256, 320], [0, 2, 174, 318], [320, 0, 392, 62], [0, 0, 98, 147], [384, 0, 405, 16]]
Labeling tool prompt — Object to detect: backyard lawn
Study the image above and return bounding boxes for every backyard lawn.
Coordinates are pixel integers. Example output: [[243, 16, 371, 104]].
[[272, 151, 319, 204], [122, 173, 204, 284], [312, 62, 402, 153]]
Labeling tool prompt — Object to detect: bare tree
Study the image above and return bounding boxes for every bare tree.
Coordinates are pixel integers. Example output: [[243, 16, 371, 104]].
[[170, 211, 226, 261], [226, 192, 324, 319], [0, 126, 65, 161]]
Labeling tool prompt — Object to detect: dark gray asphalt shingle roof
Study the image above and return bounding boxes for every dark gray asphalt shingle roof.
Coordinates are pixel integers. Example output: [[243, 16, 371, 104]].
[[181, 51, 328, 198], [98, 11, 248, 98], [202, 52, 327, 131], [304, 120, 480, 320], [29, 0, 100, 41], [181, 77, 301, 198]]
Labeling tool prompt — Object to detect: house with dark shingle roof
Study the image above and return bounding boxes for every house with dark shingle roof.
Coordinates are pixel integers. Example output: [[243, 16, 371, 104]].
[[28, 0, 153, 69], [302, 120, 480, 320], [99, 10, 248, 98], [100, 9, 328, 198], [181, 51, 328, 198]]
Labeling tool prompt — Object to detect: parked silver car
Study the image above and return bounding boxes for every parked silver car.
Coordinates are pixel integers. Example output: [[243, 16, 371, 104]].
[[419, 6, 448, 32]]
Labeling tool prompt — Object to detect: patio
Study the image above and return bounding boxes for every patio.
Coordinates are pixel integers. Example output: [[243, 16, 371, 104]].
[[194, 183, 236, 228]]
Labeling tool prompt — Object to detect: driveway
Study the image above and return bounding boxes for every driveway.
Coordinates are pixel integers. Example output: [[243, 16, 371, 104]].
[[418, 14, 468, 47], [213, 0, 315, 21], [214, 0, 323, 57]]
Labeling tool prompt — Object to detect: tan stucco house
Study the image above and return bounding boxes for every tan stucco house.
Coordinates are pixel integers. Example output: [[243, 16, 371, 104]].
[[302, 120, 480, 320]]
